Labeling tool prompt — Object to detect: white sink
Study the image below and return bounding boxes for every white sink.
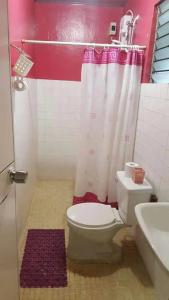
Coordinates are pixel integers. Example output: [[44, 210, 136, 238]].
[[135, 202, 169, 272], [135, 202, 169, 300]]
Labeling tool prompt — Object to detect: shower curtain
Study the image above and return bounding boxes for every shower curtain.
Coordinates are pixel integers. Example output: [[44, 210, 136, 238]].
[[74, 47, 143, 204]]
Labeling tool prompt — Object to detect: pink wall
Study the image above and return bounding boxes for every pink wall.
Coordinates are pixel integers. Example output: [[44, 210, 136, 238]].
[[8, 0, 159, 82], [34, 3, 123, 81], [8, 0, 36, 77], [124, 0, 159, 82]]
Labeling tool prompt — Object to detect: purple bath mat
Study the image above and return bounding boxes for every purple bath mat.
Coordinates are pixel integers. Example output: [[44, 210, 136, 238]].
[[20, 229, 67, 288]]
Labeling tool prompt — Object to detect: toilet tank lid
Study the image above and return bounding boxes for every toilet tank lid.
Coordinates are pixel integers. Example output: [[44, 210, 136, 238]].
[[117, 171, 153, 193], [67, 203, 115, 227]]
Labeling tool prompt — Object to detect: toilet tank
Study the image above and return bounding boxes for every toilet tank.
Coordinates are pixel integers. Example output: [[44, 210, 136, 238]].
[[116, 171, 153, 226]]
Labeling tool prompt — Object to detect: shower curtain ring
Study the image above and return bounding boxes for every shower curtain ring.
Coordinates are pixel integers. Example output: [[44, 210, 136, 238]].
[[87, 46, 95, 50], [121, 46, 128, 52]]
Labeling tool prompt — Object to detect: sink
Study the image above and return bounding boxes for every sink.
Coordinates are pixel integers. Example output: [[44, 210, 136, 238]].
[[135, 202, 169, 300]]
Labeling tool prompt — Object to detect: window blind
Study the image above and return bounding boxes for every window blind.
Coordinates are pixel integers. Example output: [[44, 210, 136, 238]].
[[151, 0, 169, 83]]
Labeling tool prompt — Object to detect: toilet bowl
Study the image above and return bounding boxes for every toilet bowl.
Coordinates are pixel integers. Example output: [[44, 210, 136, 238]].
[[67, 171, 153, 262], [67, 203, 124, 262]]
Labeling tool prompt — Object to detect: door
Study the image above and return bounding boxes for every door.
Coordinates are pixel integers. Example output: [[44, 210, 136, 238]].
[[0, 1, 19, 299], [0, 165, 19, 300], [0, 0, 14, 171]]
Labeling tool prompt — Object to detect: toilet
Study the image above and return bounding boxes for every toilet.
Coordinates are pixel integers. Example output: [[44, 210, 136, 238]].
[[67, 171, 152, 262]]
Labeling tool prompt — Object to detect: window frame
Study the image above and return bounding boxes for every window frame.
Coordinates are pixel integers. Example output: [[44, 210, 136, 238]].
[[151, 0, 169, 83]]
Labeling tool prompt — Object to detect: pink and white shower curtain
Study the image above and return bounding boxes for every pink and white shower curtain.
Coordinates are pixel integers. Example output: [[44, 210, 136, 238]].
[[74, 47, 144, 205]]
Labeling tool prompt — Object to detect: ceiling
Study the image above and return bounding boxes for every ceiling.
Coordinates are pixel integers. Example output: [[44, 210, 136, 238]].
[[35, 0, 128, 7]]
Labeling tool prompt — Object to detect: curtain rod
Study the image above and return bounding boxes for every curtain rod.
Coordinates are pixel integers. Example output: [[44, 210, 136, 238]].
[[22, 39, 146, 49]]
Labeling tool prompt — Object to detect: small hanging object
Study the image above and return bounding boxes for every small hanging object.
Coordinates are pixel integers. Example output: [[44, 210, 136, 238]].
[[13, 76, 28, 92], [11, 44, 34, 91], [11, 44, 34, 77], [13, 53, 34, 77]]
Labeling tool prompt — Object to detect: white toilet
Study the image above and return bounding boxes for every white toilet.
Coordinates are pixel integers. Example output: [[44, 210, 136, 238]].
[[67, 171, 152, 262]]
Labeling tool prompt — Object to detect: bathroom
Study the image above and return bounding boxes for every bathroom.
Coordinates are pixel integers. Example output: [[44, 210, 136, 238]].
[[0, 0, 169, 299]]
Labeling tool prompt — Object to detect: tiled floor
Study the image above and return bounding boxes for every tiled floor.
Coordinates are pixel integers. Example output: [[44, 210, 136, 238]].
[[19, 181, 156, 300]]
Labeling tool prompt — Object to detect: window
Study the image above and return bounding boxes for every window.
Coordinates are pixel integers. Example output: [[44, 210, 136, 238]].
[[151, 0, 169, 83]]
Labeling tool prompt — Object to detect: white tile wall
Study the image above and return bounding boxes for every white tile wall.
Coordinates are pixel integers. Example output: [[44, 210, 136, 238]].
[[13, 78, 37, 237], [134, 83, 169, 202], [37, 79, 81, 180]]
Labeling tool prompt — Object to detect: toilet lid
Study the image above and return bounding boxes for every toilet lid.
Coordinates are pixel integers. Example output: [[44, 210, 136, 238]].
[[67, 203, 115, 227]]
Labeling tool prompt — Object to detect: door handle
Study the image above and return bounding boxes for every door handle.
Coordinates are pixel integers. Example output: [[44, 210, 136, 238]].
[[9, 169, 28, 183]]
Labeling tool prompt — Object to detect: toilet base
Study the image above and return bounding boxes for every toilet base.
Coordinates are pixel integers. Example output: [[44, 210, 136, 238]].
[[67, 227, 122, 263]]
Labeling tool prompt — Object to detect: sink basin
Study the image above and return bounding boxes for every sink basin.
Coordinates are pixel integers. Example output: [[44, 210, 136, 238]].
[[135, 202, 169, 300], [135, 202, 169, 272]]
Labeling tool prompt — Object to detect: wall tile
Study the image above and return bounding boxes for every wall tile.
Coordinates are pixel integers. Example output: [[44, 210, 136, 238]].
[[134, 83, 169, 202], [37, 79, 81, 180]]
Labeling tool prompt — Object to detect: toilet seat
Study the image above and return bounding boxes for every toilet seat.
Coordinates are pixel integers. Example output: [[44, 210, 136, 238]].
[[67, 203, 123, 229]]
